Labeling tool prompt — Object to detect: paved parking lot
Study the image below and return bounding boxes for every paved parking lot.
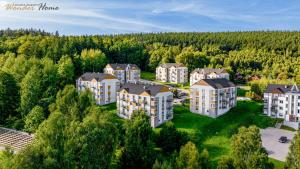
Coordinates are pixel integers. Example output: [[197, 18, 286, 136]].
[[260, 127, 296, 161]]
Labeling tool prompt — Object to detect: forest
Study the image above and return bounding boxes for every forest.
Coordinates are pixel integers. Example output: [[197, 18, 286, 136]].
[[0, 29, 300, 169]]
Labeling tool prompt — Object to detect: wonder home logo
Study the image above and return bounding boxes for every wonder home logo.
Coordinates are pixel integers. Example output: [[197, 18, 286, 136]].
[[1, 2, 59, 11]]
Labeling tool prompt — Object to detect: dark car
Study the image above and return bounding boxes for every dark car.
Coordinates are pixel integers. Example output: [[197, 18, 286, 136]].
[[279, 136, 288, 143]]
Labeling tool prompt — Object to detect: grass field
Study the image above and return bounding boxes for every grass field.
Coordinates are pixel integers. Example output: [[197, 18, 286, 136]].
[[141, 71, 156, 81], [141, 71, 190, 89], [170, 100, 283, 168], [270, 158, 285, 169], [237, 86, 250, 97], [280, 125, 297, 131], [102, 100, 284, 168]]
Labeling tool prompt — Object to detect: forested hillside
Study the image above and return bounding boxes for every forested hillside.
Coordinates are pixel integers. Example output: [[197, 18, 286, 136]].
[[1, 29, 300, 80], [0, 29, 299, 168]]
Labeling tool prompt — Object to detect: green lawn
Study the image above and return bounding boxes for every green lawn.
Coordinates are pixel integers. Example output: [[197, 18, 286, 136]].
[[153, 80, 190, 89], [237, 86, 250, 97], [170, 100, 283, 168], [280, 125, 296, 132], [103, 100, 284, 168], [141, 71, 156, 81], [141, 71, 190, 89], [269, 158, 285, 169]]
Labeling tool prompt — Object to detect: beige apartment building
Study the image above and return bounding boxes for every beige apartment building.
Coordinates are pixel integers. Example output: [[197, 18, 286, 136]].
[[76, 72, 120, 105], [264, 84, 300, 129], [104, 64, 140, 83], [117, 83, 173, 127], [156, 63, 188, 84], [190, 78, 237, 118], [190, 68, 230, 85]]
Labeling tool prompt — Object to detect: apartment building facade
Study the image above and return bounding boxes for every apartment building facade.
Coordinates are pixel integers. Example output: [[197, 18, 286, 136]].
[[76, 72, 120, 105], [104, 64, 140, 83], [190, 78, 237, 118], [264, 84, 300, 129], [117, 83, 173, 127], [190, 68, 229, 86], [156, 63, 188, 84]]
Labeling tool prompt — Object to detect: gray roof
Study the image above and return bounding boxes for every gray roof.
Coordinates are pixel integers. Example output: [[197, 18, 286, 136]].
[[119, 83, 169, 96], [79, 72, 117, 81], [0, 127, 34, 151], [158, 63, 186, 68], [107, 63, 140, 70], [193, 78, 235, 89], [191, 68, 228, 75], [265, 84, 300, 94]]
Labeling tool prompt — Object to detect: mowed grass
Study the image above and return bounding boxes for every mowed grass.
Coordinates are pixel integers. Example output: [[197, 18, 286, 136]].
[[280, 125, 297, 132], [237, 86, 250, 97], [141, 71, 156, 81], [269, 158, 285, 169], [102, 101, 284, 168], [171, 100, 282, 167], [141, 71, 190, 90]]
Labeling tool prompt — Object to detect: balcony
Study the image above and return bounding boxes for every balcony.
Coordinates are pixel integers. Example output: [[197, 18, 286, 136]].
[[131, 102, 137, 106], [151, 107, 157, 112], [150, 101, 158, 106], [221, 106, 227, 109], [167, 98, 173, 102], [271, 104, 278, 107], [222, 99, 228, 103]]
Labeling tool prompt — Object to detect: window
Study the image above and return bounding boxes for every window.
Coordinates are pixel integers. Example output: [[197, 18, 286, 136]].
[[279, 100, 283, 104]]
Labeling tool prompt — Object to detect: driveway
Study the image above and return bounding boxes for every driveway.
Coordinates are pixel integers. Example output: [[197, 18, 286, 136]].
[[260, 127, 296, 161]]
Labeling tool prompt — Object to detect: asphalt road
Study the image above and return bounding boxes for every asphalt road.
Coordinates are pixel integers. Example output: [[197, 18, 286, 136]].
[[260, 127, 296, 161]]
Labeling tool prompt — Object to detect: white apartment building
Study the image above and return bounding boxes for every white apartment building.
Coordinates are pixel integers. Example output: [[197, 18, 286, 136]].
[[76, 72, 120, 105], [104, 64, 140, 83], [190, 78, 237, 118], [156, 63, 188, 84], [264, 84, 300, 129], [117, 83, 173, 127], [190, 68, 229, 86]]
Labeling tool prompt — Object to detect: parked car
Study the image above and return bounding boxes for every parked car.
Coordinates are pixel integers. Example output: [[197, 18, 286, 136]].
[[180, 92, 188, 96], [279, 136, 288, 143]]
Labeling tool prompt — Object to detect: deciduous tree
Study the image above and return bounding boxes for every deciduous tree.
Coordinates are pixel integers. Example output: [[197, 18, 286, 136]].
[[285, 132, 300, 169], [24, 106, 45, 133], [0, 70, 19, 123], [175, 141, 209, 169], [20, 67, 42, 117], [156, 121, 189, 154], [231, 126, 273, 169], [120, 111, 155, 169]]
